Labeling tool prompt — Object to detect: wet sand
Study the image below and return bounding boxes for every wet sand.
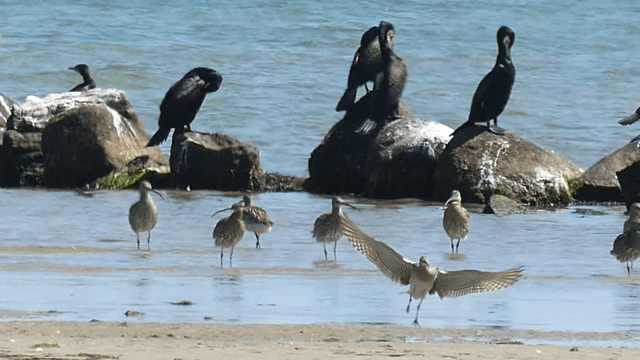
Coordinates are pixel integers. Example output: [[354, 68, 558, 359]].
[[0, 321, 637, 360]]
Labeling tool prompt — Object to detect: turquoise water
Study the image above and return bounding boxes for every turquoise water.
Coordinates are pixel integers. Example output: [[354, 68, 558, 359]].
[[1, 0, 640, 347]]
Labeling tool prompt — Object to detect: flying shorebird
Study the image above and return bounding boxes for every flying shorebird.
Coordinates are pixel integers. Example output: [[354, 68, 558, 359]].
[[312, 197, 358, 260], [241, 195, 274, 249], [129, 180, 164, 250], [212, 202, 246, 267], [443, 190, 470, 254], [341, 218, 523, 327], [611, 203, 640, 276]]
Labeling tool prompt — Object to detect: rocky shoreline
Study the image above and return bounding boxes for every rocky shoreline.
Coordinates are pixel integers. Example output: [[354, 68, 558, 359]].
[[0, 89, 637, 210]]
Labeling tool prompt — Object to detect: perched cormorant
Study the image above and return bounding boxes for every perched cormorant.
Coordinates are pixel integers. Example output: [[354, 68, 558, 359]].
[[620, 106, 640, 126], [69, 64, 96, 92], [336, 26, 382, 112], [146, 67, 223, 147], [452, 26, 516, 136], [619, 106, 640, 142], [357, 21, 407, 134]]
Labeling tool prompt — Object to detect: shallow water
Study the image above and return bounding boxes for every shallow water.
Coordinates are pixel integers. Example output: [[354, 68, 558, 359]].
[[0, 189, 639, 348], [1, 0, 640, 349]]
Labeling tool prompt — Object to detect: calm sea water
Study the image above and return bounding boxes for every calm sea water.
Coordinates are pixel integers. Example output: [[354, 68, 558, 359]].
[[1, 0, 640, 348]]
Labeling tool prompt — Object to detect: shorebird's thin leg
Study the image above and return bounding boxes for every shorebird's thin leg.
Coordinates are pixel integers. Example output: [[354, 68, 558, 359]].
[[333, 241, 338, 260], [136, 234, 140, 250], [220, 249, 224, 268], [406, 296, 412, 313], [230, 245, 235, 268], [323, 243, 328, 260], [255, 232, 261, 249], [450, 239, 455, 254], [412, 298, 424, 327], [147, 231, 151, 251], [455, 239, 460, 253]]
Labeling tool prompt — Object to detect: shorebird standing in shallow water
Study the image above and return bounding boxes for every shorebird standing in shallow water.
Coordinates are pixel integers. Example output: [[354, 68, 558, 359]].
[[312, 197, 358, 260], [443, 190, 470, 254], [129, 180, 164, 250], [341, 218, 523, 327], [212, 202, 246, 267], [611, 203, 640, 276], [241, 195, 274, 249]]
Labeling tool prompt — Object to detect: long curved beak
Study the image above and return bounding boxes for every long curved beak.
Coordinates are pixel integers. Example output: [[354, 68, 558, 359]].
[[151, 189, 165, 201], [211, 207, 232, 217], [340, 201, 360, 211]]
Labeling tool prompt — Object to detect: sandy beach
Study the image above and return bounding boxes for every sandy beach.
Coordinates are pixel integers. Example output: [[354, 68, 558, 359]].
[[0, 321, 636, 360]]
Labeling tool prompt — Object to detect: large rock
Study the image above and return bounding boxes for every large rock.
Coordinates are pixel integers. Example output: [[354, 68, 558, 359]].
[[575, 140, 640, 202], [0, 130, 44, 186], [0, 93, 13, 130], [435, 126, 583, 205], [42, 104, 167, 188], [365, 118, 452, 199], [8, 89, 137, 132], [307, 92, 414, 195], [169, 130, 260, 190]]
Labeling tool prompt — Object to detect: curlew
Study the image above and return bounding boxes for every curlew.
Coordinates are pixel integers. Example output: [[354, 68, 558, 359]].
[[241, 195, 274, 249], [611, 203, 640, 276], [443, 190, 470, 254], [312, 197, 358, 260], [212, 202, 246, 267], [341, 218, 523, 327], [129, 180, 164, 250]]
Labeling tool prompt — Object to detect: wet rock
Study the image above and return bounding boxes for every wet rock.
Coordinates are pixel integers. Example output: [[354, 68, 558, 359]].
[[365, 118, 451, 199], [483, 194, 526, 215], [309, 91, 442, 197], [8, 89, 137, 132], [0, 93, 14, 130], [169, 130, 260, 190], [42, 104, 167, 188], [0, 130, 44, 186], [435, 125, 582, 205], [575, 140, 640, 202]]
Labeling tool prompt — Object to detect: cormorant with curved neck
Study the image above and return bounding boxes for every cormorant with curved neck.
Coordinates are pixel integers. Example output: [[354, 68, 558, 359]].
[[452, 26, 516, 136], [146, 67, 223, 147], [357, 21, 407, 134], [619, 106, 640, 142], [336, 25, 382, 112], [69, 64, 96, 92]]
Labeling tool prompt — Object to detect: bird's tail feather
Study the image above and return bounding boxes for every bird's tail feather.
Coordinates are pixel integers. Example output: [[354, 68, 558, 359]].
[[146, 126, 172, 147], [336, 86, 357, 112]]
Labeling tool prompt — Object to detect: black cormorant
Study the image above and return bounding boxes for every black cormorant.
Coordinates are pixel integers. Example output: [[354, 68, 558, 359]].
[[619, 106, 640, 126], [336, 26, 382, 112], [357, 21, 407, 134], [452, 26, 516, 136], [146, 67, 223, 147], [69, 64, 96, 92], [619, 106, 640, 142]]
